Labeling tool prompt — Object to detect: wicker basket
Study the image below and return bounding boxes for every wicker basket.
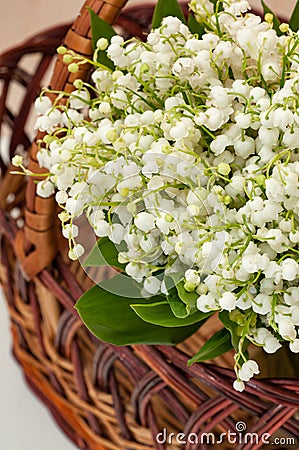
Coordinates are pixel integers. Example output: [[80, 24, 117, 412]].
[[1, 2, 299, 449]]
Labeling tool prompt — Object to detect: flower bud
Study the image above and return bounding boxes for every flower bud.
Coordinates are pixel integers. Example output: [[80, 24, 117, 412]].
[[279, 23, 289, 33], [12, 155, 23, 167], [57, 46, 67, 55], [184, 281, 196, 292], [217, 162, 231, 176], [68, 63, 79, 73], [63, 54, 73, 64], [264, 13, 273, 23], [73, 79, 83, 89], [96, 38, 109, 50]]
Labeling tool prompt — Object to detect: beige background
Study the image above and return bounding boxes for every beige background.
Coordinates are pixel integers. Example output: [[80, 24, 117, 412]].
[[0, 0, 145, 54], [0, 0, 297, 55]]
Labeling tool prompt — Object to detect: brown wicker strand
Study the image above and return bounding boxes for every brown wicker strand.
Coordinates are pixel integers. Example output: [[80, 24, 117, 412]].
[[16, 0, 128, 281]]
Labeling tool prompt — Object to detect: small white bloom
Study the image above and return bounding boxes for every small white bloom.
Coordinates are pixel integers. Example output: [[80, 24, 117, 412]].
[[236, 293, 251, 310], [238, 360, 260, 381], [68, 243, 85, 260], [278, 319, 297, 341], [263, 336, 282, 354], [209, 86, 230, 108], [197, 293, 218, 313], [252, 293, 272, 315], [284, 288, 299, 306], [250, 87, 266, 102], [262, 60, 281, 82], [144, 276, 161, 295], [170, 122, 189, 140], [235, 113, 252, 129], [281, 258, 298, 281], [272, 107, 294, 131], [185, 269, 200, 285], [172, 57, 195, 78], [205, 108, 224, 131], [94, 220, 110, 237], [219, 292, 237, 311], [258, 126, 279, 146], [234, 136, 255, 158], [35, 115, 53, 133], [289, 231, 299, 244], [69, 89, 90, 110], [289, 339, 299, 353], [279, 219, 292, 233], [210, 135, 231, 155], [62, 223, 79, 239], [282, 128, 299, 149], [134, 212, 156, 232], [36, 180, 55, 198], [230, 175, 245, 192], [233, 379, 245, 392], [290, 306, 299, 325], [34, 96, 52, 115], [109, 223, 125, 244]]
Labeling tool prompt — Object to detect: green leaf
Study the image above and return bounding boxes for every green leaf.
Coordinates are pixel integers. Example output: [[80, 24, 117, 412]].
[[88, 7, 116, 70], [75, 275, 201, 345], [188, 13, 205, 36], [166, 284, 188, 318], [166, 273, 198, 315], [219, 311, 251, 366], [175, 281, 198, 314], [131, 300, 212, 327], [152, 0, 186, 29], [290, 2, 299, 32], [83, 237, 126, 270], [164, 275, 189, 318], [261, 1, 282, 36], [219, 310, 241, 351], [187, 328, 233, 365]]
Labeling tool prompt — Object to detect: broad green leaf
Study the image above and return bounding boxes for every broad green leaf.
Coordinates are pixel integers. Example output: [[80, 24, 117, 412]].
[[131, 300, 213, 327], [166, 284, 188, 318], [175, 281, 198, 314], [187, 328, 233, 365], [290, 1, 299, 32], [75, 275, 201, 345], [188, 13, 205, 36], [261, 1, 282, 36], [164, 275, 189, 318], [219, 310, 241, 351], [152, 0, 186, 29], [166, 273, 198, 315], [88, 7, 116, 70], [83, 237, 126, 270], [219, 311, 251, 366]]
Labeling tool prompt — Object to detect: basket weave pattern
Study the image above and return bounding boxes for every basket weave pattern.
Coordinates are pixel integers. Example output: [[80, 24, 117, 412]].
[[0, 2, 299, 449]]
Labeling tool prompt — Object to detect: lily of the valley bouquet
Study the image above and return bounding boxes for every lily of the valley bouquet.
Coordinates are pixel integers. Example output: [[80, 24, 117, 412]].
[[14, 0, 299, 391]]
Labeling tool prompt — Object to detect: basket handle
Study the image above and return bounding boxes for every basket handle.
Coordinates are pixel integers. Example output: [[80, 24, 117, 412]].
[[15, 0, 129, 280]]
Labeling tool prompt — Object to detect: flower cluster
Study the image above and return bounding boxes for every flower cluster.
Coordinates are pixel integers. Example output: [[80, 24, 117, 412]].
[[26, 0, 299, 390]]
